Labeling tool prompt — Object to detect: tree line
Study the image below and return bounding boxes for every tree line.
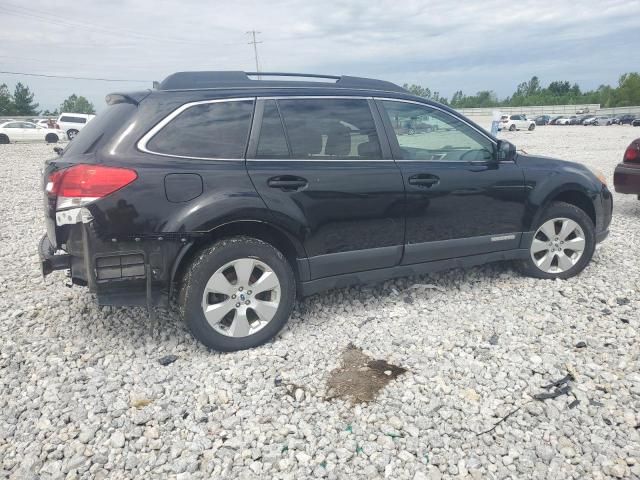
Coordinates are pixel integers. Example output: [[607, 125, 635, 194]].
[[0, 82, 96, 116], [404, 72, 640, 109]]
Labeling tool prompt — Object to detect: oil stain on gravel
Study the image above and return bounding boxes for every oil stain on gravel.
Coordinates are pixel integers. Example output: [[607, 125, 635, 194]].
[[326, 344, 407, 403]]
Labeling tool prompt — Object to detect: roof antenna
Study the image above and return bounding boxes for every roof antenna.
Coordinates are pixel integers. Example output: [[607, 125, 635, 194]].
[[246, 30, 262, 79]]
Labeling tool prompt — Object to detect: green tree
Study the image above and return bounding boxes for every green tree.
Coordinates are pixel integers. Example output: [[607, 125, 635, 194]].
[[403, 71, 640, 109], [0, 83, 14, 115], [615, 72, 640, 107], [42, 109, 59, 116], [546, 81, 571, 97], [60, 94, 95, 114], [12, 82, 39, 115]]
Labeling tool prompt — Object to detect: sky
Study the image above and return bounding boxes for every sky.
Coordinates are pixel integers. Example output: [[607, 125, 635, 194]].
[[1, 0, 639, 112]]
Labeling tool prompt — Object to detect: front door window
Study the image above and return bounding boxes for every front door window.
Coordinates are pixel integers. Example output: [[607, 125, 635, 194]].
[[379, 101, 494, 162]]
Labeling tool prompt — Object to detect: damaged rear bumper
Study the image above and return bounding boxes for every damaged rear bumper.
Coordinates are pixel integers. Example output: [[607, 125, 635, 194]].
[[39, 234, 70, 276]]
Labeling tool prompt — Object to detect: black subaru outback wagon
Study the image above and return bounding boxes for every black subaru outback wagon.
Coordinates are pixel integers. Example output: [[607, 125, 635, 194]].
[[40, 71, 612, 351]]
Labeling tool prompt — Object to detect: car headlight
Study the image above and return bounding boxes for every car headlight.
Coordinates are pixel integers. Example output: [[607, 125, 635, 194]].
[[588, 166, 607, 186]]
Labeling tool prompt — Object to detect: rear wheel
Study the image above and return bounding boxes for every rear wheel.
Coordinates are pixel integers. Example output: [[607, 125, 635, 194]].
[[67, 129, 79, 140], [520, 202, 595, 280], [180, 237, 296, 351], [45, 133, 59, 144], [0, 134, 9, 144]]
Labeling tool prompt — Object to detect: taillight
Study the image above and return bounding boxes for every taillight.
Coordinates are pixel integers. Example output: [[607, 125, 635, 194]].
[[47, 164, 137, 209], [624, 142, 639, 163]]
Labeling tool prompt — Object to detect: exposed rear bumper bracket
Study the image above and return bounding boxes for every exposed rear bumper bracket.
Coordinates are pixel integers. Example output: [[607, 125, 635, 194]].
[[39, 234, 70, 276]]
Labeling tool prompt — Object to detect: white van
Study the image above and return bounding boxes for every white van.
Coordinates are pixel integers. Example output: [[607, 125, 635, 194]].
[[57, 113, 96, 140]]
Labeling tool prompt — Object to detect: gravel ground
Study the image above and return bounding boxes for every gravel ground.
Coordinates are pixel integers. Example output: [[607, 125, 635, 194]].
[[1, 126, 639, 480]]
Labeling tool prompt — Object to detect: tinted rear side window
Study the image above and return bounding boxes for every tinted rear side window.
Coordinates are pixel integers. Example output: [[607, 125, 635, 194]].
[[147, 100, 254, 159], [277, 99, 382, 160]]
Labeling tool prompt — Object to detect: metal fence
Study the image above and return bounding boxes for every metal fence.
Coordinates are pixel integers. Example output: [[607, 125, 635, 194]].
[[456, 104, 601, 117], [3, 104, 640, 125], [0, 115, 57, 122], [597, 106, 640, 116]]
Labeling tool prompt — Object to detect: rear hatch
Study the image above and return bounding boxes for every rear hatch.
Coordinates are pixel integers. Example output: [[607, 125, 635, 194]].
[[43, 99, 142, 249]]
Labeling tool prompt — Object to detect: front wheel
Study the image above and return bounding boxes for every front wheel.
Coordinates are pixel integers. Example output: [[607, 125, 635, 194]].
[[180, 237, 296, 351], [509, 124, 516, 131], [67, 129, 79, 140], [528, 123, 535, 131], [0, 134, 9, 144], [45, 133, 59, 144], [520, 202, 595, 280]]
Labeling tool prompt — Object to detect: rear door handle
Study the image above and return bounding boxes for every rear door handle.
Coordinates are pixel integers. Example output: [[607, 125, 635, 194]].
[[267, 176, 308, 191], [408, 174, 440, 187]]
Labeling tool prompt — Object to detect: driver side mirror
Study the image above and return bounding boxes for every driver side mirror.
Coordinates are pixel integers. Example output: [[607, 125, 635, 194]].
[[496, 140, 516, 162]]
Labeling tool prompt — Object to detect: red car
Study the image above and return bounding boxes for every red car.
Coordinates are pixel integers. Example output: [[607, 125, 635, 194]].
[[614, 138, 640, 198]]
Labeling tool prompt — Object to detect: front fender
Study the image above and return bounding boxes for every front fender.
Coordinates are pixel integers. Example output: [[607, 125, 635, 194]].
[[519, 154, 602, 231]]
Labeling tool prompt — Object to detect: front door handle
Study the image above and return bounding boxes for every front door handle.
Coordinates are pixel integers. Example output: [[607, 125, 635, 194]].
[[408, 174, 440, 187], [267, 176, 308, 191]]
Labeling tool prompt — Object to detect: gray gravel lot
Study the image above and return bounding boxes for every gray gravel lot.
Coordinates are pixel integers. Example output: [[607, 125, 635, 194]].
[[1, 126, 639, 479]]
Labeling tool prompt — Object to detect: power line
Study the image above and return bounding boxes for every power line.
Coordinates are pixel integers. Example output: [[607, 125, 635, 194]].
[[0, 71, 151, 83], [0, 3, 249, 48], [246, 30, 263, 79]]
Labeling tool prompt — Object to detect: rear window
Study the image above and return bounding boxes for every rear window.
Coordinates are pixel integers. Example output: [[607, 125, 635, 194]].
[[60, 116, 87, 124], [146, 100, 254, 159], [63, 103, 136, 156]]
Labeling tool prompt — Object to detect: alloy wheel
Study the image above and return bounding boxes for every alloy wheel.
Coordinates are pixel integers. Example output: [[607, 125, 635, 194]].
[[530, 217, 586, 273], [201, 257, 281, 337]]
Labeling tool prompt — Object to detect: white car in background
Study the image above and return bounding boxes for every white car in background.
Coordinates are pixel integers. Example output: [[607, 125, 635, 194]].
[[499, 114, 536, 131], [34, 119, 57, 128], [0, 121, 66, 144], [585, 116, 613, 126], [555, 116, 576, 125], [57, 113, 95, 140]]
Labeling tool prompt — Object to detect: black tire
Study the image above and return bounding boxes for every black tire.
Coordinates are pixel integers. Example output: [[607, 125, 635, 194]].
[[520, 201, 596, 280], [67, 129, 79, 140], [509, 124, 516, 131], [528, 123, 535, 131], [0, 134, 9, 144], [180, 236, 296, 351], [45, 133, 59, 144]]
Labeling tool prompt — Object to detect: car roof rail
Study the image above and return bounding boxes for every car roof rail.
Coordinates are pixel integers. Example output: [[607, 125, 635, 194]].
[[157, 71, 407, 94]]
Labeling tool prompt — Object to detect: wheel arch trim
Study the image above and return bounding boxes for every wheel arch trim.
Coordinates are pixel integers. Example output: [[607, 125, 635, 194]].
[[168, 218, 309, 300]]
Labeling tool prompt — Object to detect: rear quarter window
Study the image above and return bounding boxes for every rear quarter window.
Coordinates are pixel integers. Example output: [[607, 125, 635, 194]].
[[145, 100, 254, 159], [63, 103, 137, 156]]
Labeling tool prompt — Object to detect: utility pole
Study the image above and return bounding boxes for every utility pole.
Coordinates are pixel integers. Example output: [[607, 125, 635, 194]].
[[246, 30, 262, 79]]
